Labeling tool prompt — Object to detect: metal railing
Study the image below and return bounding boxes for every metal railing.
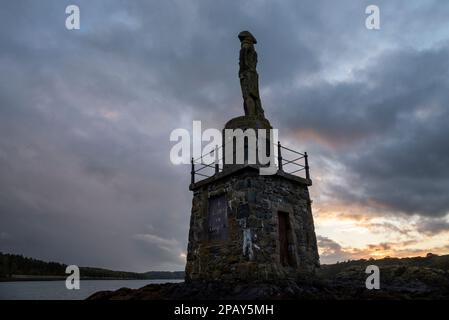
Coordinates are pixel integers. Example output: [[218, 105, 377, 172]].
[[191, 141, 310, 184], [277, 142, 310, 180], [190, 146, 222, 184]]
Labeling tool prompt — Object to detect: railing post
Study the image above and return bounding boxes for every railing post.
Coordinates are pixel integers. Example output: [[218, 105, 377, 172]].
[[214, 146, 219, 174], [191, 157, 195, 184], [304, 152, 310, 180], [277, 141, 283, 171]]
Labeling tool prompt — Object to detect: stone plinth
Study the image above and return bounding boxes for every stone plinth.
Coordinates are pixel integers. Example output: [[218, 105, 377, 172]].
[[185, 165, 319, 282], [224, 115, 272, 131], [222, 115, 273, 170]]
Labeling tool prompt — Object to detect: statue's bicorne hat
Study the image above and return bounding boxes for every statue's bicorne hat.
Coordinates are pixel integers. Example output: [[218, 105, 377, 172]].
[[238, 31, 257, 44]]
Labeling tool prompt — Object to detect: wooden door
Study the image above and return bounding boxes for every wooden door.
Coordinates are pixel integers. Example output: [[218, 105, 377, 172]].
[[278, 211, 290, 266], [208, 195, 228, 241]]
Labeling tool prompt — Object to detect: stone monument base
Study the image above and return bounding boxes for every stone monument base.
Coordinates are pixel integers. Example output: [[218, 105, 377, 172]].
[[186, 165, 319, 282]]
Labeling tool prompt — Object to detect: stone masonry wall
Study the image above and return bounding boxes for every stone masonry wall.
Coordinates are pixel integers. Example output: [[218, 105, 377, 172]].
[[185, 167, 319, 282]]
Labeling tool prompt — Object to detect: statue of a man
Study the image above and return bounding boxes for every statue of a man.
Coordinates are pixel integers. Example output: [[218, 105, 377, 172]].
[[238, 31, 265, 118]]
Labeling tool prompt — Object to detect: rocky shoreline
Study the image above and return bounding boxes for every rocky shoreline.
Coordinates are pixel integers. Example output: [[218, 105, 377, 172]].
[[88, 264, 449, 300], [88, 255, 449, 300]]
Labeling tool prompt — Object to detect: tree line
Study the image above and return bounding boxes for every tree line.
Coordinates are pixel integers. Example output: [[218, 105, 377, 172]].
[[0, 252, 184, 280]]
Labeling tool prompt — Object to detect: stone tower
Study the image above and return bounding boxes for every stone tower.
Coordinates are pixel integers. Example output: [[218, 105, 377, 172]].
[[185, 31, 319, 282]]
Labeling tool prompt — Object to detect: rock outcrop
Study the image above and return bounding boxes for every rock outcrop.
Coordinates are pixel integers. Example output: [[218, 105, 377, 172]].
[[88, 255, 449, 300]]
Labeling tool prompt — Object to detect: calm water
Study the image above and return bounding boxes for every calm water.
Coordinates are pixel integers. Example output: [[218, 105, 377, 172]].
[[0, 279, 183, 300]]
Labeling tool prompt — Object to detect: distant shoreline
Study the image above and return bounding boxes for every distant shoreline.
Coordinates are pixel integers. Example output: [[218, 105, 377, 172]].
[[0, 276, 184, 282], [1, 252, 185, 282]]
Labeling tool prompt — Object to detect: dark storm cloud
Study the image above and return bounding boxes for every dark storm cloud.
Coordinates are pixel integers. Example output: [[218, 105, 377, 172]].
[[276, 45, 449, 144], [279, 44, 449, 218], [416, 218, 449, 236], [273, 28, 449, 218], [1, 0, 448, 270], [316, 236, 350, 264]]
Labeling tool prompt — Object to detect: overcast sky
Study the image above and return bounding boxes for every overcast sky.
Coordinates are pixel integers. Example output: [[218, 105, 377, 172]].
[[1, 0, 449, 271]]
